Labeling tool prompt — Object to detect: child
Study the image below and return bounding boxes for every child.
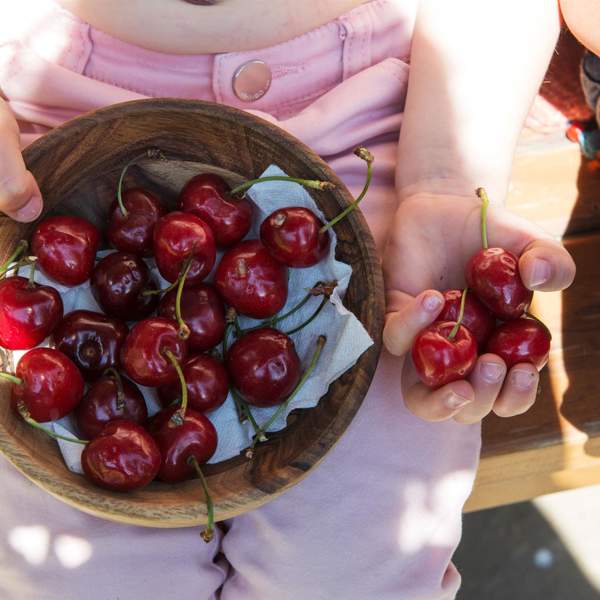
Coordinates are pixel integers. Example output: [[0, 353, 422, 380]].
[[0, 1, 576, 598]]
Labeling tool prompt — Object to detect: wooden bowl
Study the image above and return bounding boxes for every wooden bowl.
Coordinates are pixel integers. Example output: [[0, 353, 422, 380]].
[[0, 99, 384, 527]]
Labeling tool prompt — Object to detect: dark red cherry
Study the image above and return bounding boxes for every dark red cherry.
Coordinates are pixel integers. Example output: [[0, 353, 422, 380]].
[[411, 321, 478, 388], [465, 248, 533, 319], [53, 310, 129, 379], [0, 276, 63, 350], [148, 406, 217, 483], [260, 207, 329, 267], [81, 420, 160, 491], [91, 251, 158, 320], [107, 188, 165, 256], [9, 348, 84, 422], [486, 318, 551, 370], [214, 240, 288, 319], [120, 317, 188, 387], [226, 327, 300, 407], [75, 373, 148, 439], [158, 354, 228, 413], [153, 212, 216, 284], [438, 289, 495, 348], [179, 173, 252, 248], [158, 284, 225, 352], [31, 216, 100, 286]]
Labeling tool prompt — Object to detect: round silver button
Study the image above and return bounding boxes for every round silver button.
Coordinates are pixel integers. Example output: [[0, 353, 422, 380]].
[[232, 60, 272, 102]]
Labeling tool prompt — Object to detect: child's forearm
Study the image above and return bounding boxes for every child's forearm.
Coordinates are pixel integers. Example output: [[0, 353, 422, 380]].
[[396, 0, 561, 204]]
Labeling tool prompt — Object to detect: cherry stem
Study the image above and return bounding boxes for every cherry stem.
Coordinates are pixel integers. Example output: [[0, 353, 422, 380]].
[[251, 335, 326, 449], [104, 368, 125, 410], [17, 402, 88, 445], [231, 388, 265, 441], [175, 257, 194, 340], [476, 187, 490, 250], [27, 258, 38, 289], [320, 147, 374, 234], [448, 288, 468, 341], [524, 311, 553, 341], [142, 280, 177, 297], [230, 175, 335, 197], [284, 296, 328, 336], [0, 240, 28, 278], [164, 350, 188, 426], [187, 455, 214, 543], [116, 148, 164, 217], [0, 372, 23, 385]]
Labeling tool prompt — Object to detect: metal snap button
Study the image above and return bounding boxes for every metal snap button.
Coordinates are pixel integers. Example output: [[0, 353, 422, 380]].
[[232, 60, 272, 102]]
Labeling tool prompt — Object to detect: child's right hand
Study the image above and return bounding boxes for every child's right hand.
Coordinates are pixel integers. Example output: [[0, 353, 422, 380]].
[[0, 99, 43, 222]]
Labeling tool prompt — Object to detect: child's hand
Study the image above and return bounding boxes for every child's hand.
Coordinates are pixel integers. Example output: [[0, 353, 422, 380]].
[[0, 99, 43, 221], [383, 192, 575, 424]]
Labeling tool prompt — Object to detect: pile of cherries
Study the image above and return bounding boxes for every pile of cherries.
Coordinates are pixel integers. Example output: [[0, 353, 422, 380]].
[[0, 148, 373, 540], [412, 188, 552, 389]]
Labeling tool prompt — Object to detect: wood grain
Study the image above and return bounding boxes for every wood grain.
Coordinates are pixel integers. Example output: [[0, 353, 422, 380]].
[[0, 99, 384, 527]]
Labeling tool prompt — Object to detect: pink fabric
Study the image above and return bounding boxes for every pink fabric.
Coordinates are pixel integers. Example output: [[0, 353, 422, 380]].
[[0, 2, 482, 598]]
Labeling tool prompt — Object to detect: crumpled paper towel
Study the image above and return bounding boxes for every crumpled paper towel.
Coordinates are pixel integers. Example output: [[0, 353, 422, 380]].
[[13, 165, 373, 472]]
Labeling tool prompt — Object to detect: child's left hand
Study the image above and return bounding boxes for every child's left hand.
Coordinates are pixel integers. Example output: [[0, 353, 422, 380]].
[[382, 191, 576, 425]]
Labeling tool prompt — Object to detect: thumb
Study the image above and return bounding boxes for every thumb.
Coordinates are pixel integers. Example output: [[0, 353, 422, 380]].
[[383, 289, 445, 356]]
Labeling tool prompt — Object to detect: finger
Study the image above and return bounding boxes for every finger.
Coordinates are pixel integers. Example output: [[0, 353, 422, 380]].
[[404, 378, 475, 422], [383, 289, 445, 356], [493, 363, 540, 417], [0, 103, 43, 222], [453, 354, 506, 424], [518, 239, 576, 292]]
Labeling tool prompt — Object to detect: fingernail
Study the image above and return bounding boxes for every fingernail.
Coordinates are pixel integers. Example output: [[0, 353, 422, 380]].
[[445, 392, 472, 410], [480, 361, 505, 383], [14, 195, 42, 222], [529, 259, 551, 288], [422, 292, 443, 312], [511, 369, 536, 390]]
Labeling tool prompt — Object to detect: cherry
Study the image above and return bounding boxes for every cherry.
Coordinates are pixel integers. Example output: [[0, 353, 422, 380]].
[[120, 317, 188, 387], [158, 284, 225, 352], [81, 420, 160, 492], [91, 251, 158, 320], [53, 310, 129, 379], [214, 240, 288, 319], [226, 327, 301, 407], [158, 354, 228, 413], [0, 276, 63, 350], [486, 317, 551, 370], [31, 216, 100, 286], [411, 322, 477, 388], [179, 173, 252, 248], [260, 207, 329, 268], [438, 289, 495, 348], [153, 212, 216, 285], [107, 188, 165, 256], [75, 371, 148, 439], [3, 348, 84, 422]]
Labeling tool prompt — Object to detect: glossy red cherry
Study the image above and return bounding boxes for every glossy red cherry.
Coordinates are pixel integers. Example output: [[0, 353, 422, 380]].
[[215, 240, 288, 319], [438, 289, 495, 348], [486, 318, 551, 370], [53, 310, 129, 379], [0, 276, 63, 350], [107, 188, 165, 256], [91, 251, 158, 320], [158, 284, 225, 352], [260, 207, 329, 268], [148, 406, 217, 483], [158, 354, 228, 413], [31, 216, 100, 286], [9, 348, 84, 422], [75, 373, 148, 439], [179, 173, 252, 248], [226, 327, 300, 407], [153, 212, 216, 285], [121, 317, 188, 387], [412, 321, 478, 388], [465, 248, 533, 319], [81, 420, 160, 492]]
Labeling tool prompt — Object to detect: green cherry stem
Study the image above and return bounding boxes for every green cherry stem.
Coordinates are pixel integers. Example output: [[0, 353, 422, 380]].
[[142, 254, 193, 299], [0, 240, 28, 278], [476, 187, 490, 250], [284, 296, 328, 336], [231, 388, 265, 441], [187, 455, 214, 543], [165, 350, 188, 426], [104, 367, 125, 410], [174, 258, 194, 340], [0, 372, 23, 385], [116, 148, 164, 217], [448, 288, 468, 341], [230, 176, 335, 197], [319, 147, 374, 234], [17, 402, 88, 445]]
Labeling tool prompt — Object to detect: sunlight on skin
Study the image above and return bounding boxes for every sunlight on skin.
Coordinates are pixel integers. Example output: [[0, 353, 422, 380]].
[[8, 526, 50, 566], [53, 534, 93, 569]]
